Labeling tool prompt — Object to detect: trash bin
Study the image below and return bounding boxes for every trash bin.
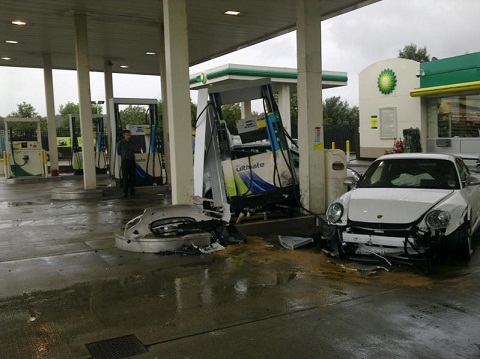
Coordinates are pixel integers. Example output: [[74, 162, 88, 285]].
[[325, 149, 347, 205]]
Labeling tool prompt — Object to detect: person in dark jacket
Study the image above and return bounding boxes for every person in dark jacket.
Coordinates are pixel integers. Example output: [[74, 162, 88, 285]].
[[116, 129, 136, 197]]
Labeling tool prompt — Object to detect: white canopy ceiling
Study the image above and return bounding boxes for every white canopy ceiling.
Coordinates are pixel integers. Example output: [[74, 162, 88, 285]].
[[1, 0, 380, 75]]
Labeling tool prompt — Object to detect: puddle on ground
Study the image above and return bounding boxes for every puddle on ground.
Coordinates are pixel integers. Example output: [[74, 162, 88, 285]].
[[1, 232, 478, 359]]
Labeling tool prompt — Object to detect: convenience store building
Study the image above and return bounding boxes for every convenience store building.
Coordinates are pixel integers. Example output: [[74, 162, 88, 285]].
[[359, 52, 480, 159]]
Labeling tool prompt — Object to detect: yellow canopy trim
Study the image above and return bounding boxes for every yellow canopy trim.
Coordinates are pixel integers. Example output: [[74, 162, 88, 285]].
[[410, 81, 480, 97]]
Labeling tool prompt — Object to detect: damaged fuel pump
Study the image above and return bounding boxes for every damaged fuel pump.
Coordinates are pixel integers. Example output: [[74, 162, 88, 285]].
[[194, 78, 300, 219], [113, 88, 254, 253], [113, 81, 296, 254]]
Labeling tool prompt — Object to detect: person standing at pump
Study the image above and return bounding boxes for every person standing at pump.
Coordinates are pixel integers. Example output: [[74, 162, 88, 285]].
[[116, 129, 136, 197]]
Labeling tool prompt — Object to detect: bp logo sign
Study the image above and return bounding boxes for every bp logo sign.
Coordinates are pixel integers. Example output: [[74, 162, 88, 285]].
[[377, 68, 397, 94]]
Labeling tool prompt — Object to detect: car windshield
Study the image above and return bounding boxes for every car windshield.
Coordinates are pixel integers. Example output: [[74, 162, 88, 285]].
[[356, 158, 460, 189]]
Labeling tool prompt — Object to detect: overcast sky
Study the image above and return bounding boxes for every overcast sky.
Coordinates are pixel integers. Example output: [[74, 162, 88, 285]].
[[1, 0, 478, 117]]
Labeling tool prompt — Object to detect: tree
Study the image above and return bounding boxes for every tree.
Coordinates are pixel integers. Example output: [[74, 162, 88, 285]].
[[57, 102, 104, 130], [9, 102, 39, 118], [288, 95, 358, 136], [91, 103, 103, 115], [190, 100, 197, 128], [398, 43, 430, 63], [6, 102, 41, 132], [290, 93, 298, 138], [58, 102, 80, 130], [221, 103, 242, 134], [119, 105, 148, 125], [156, 99, 197, 129], [323, 96, 359, 131]]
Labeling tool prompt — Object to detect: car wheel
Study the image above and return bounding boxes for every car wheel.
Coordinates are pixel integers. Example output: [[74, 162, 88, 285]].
[[448, 223, 472, 260]]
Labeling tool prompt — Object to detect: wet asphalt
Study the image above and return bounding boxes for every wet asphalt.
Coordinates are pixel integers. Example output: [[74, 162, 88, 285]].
[[0, 174, 479, 359]]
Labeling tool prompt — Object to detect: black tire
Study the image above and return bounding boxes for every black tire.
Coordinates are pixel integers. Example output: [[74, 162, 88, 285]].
[[448, 224, 472, 260]]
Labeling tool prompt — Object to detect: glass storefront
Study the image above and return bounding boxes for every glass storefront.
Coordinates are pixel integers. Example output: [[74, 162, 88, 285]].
[[428, 95, 480, 138]]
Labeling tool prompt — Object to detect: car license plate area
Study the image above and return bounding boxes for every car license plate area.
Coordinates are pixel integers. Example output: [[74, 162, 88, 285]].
[[342, 232, 407, 247]]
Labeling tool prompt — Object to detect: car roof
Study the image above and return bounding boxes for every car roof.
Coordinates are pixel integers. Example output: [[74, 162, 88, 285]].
[[376, 153, 459, 162]]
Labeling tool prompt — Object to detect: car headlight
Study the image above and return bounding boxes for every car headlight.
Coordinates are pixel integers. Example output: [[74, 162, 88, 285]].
[[327, 202, 344, 223], [425, 210, 451, 229]]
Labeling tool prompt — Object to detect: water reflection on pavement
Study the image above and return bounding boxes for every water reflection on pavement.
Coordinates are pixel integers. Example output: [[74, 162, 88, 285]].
[[0, 176, 479, 358]]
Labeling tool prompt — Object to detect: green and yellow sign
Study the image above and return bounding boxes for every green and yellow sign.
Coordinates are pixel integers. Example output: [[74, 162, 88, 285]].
[[377, 68, 397, 95]]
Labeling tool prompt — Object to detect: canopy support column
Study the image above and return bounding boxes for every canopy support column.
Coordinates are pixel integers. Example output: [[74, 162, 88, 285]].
[[163, 0, 194, 204], [296, 0, 325, 213]]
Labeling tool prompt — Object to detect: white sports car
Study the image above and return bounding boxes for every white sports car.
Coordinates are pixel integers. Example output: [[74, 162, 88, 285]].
[[326, 153, 480, 265]]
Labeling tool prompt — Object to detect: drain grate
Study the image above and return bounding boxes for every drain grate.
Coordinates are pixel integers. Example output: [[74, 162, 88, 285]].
[[85, 334, 147, 359]]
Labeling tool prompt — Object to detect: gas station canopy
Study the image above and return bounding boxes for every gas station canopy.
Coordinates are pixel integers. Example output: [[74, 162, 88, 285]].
[[1, 0, 379, 74]]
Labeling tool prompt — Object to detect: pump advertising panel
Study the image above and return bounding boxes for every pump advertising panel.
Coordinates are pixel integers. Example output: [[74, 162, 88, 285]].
[[230, 150, 293, 195]]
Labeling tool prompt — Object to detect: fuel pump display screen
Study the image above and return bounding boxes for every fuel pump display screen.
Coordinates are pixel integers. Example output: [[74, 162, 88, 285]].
[[127, 124, 151, 136], [126, 124, 151, 153], [236, 116, 268, 143]]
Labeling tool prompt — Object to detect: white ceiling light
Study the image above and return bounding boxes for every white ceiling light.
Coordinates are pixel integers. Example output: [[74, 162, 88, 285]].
[[120, 65, 129, 68], [11, 20, 26, 26], [6, 40, 18, 44], [224, 10, 240, 16], [1, 57, 12, 61], [145, 52, 156, 55]]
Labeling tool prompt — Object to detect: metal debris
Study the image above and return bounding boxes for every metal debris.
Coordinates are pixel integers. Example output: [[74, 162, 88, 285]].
[[278, 235, 314, 250]]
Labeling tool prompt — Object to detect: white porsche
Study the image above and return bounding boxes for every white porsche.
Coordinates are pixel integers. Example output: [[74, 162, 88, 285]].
[[326, 153, 480, 263]]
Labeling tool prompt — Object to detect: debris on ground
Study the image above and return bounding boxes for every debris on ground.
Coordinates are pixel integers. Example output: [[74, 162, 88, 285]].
[[341, 262, 390, 275], [321, 248, 338, 257], [278, 235, 314, 250], [193, 242, 225, 254], [155, 241, 225, 256]]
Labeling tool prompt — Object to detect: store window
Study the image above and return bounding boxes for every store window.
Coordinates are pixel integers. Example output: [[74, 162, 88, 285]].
[[433, 95, 480, 138]]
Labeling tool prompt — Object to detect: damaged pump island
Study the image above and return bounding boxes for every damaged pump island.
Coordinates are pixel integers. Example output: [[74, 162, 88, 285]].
[[115, 79, 322, 254], [114, 78, 480, 275]]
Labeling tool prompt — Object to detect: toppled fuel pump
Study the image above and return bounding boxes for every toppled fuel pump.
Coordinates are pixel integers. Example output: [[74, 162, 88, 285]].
[[115, 80, 297, 253], [193, 78, 300, 219], [115, 196, 244, 253]]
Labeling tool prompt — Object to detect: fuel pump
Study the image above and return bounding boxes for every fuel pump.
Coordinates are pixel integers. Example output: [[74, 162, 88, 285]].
[[2, 117, 48, 179], [111, 99, 243, 253], [108, 98, 165, 187], [69, 114, 108, 175], [194, 78, 299, 215], [94, 115, 109, 174]]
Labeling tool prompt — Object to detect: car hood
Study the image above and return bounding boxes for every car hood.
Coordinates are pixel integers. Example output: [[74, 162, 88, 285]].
[[346, 188, 453, 223]]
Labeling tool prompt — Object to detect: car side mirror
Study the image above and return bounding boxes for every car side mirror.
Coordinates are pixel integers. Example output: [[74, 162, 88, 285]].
[[465, 175, 480, 186], [343, 176, 358, 186]]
